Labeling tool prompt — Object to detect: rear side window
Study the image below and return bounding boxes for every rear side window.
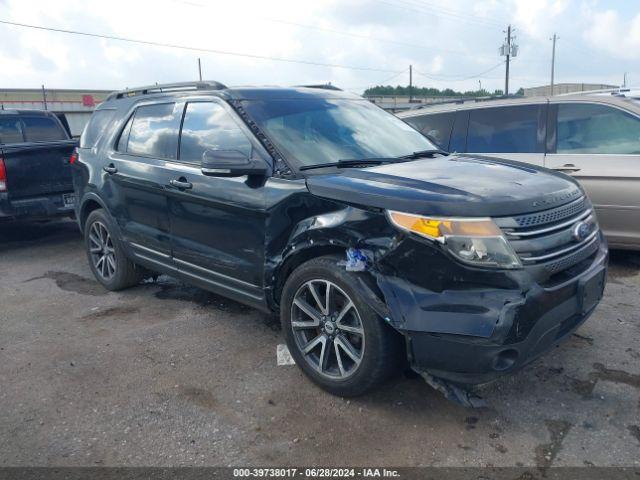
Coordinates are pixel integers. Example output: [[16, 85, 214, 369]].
[[467, 105, 541, 153], [179, 102, 253, 164], [80, 109, 116, 148], [0, 117, 24, 144], [404, 112, 455, 150], [557, 103, 640, 154], [125, 103, 180, 159], [21, 116, 67, 142]]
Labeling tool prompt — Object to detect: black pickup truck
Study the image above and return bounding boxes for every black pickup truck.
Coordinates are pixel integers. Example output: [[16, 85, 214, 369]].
[[0, 109, 77, 221]]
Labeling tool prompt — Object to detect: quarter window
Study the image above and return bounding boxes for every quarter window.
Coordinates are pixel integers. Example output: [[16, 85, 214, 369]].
[[404, 112, 455, 150], [80, 109, 115, 149], [467, 105, 541, 153], [126, 103, 180, 159], [179, 102, 253, 164], [557, 103, 640, 154]]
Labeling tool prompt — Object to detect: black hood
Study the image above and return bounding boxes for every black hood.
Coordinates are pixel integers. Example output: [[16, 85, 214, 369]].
[[305, 155, 583, 217]]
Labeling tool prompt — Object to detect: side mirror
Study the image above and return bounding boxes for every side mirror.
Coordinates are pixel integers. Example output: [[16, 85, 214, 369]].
[[201, 149, 267, 177]]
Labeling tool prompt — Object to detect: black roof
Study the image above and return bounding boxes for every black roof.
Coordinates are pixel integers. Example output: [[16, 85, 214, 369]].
[[0, 109, 58, 116]]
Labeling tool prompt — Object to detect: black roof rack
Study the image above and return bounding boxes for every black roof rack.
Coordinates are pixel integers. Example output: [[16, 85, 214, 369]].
[[294, 84, 342, 91], [106, 81, 227, 101]]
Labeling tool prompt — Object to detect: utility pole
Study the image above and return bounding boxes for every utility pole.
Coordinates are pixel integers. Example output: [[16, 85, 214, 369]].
[[550, 33, 558, 96], [41, 85, 47, 110], [478, 80, 482, 92], [623, 72, 627, 87], [499, 25, 517, 96], [198, 58, 202, 81], [409, 64, 413, 103]]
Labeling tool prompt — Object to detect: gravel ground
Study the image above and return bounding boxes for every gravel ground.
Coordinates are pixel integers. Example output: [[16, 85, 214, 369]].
[[0, 219, 639, 468]]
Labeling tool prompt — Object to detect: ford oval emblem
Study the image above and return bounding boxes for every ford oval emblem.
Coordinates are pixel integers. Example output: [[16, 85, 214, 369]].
[[572, 221, 592, 242]]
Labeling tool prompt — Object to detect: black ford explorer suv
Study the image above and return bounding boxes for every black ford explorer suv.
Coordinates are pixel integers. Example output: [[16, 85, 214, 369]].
[[72, 81, 607, 400], [1, 109, 77, 220]]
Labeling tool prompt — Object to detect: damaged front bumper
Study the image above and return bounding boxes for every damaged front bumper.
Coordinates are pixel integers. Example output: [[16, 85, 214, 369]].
[[376, 235, 608, 386]]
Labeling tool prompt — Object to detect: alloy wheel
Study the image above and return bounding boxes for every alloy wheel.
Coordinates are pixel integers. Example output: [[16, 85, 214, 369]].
[[291, 279, 365, 379], [88, 220, 116, 281]]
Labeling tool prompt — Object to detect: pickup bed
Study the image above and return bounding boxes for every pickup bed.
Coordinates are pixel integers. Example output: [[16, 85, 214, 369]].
[[0, 110, 77, 220]]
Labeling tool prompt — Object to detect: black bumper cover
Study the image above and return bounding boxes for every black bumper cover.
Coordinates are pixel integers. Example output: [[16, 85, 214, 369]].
[[382, 239, 608, 386], [0, 192, 75, 220]]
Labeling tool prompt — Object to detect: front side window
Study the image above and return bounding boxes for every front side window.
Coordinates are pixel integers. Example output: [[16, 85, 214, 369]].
[[557, 103, 640, 154], [0, 117, 24, 144], [241, 98, 436, 168], [403, 112, 455, 150], [179, 102, 253, 164], [21, 116, 67, 142], [125, 103, 180, 159], [467, 105, 541, 153]]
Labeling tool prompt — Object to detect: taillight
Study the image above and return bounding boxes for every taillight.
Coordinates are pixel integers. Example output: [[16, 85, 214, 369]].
[[69, 149, 78, 165], [0, 156, 7, 192]]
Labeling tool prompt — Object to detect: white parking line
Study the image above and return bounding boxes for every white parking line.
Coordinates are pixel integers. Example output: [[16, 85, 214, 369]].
[[276, 344, 296, 366]]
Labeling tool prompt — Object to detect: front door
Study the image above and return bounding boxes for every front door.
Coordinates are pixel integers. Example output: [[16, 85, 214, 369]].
[[545, 101, 640, 248], [166, 100, 271, 308]]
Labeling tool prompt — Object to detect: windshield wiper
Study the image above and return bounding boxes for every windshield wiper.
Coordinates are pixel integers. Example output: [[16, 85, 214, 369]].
[[299, 158, 400, 171], [399, 149, 449, 160]]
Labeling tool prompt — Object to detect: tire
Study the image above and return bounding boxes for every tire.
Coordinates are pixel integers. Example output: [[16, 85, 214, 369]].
[[84, 208, 143, 291], [281, 255, 403, 396]]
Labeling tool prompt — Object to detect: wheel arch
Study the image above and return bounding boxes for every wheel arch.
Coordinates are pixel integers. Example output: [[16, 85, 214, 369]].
[[78, 194, 110, 231]]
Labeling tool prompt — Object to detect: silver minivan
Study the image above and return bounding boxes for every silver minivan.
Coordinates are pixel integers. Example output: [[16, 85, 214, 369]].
[[397, 91, 640, 249]]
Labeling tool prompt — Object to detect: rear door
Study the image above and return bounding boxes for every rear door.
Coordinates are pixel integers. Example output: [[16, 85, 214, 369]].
[[104, 102, 183, 262], [464, 104, 546, 166], [0, 113, 76, 200], [166, 99, 270, 307], [545, 101, 640, 247]]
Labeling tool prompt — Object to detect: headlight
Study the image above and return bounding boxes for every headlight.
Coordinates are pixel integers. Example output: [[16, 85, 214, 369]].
[[386, 210, 522, 269]]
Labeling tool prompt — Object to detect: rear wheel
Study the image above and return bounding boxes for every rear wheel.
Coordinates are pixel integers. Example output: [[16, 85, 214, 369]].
[[281, 255, 403, 396], [84, 209, 143, 291]]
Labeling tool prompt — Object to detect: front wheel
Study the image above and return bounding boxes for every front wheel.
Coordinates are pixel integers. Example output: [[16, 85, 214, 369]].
[[281, 255, 403, 396], [84, 208, 143, 291]]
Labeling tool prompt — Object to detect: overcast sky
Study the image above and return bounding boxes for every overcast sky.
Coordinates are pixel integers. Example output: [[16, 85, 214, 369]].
[[0, 0, 637, 94]]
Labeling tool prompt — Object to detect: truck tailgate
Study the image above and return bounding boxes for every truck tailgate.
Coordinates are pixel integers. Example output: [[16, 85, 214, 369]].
[[1, 140, 77, 199]]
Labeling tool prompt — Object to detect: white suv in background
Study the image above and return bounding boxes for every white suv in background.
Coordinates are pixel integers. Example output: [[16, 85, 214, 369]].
[[397, 90, 640, 250]]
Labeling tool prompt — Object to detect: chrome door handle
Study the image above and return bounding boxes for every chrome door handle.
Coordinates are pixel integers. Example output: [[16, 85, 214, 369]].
[[169, 179, 193, 189], [552, 164, 581, 173], [103, 164, 117, 174]]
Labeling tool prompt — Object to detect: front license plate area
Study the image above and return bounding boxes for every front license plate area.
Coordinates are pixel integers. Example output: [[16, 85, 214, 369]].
[[62, 193, 76, 207], [579, 267, 605, 314]]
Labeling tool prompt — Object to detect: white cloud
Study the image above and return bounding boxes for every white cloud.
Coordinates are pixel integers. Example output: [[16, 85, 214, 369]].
[[584, 8, 640, 60], [0, 0, 636, 93]]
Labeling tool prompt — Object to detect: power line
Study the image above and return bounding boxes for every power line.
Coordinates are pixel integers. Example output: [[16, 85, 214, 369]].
[[413, 61, 505, 82], [407, 0, 509, 26], [172, 0, 469, 56], [375, 0, 505, 29], [344, 68, 409, 91], [0, 19, 404, 74]]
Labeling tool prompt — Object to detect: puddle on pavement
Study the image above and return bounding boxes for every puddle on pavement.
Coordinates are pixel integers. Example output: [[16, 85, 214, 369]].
[[152, 276, 250, 314], [608, 251, 640, 280], [24, 271, 107, 296]]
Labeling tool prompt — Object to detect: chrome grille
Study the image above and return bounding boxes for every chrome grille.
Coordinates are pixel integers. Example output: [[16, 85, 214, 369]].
[[494, 196, 600, 275]]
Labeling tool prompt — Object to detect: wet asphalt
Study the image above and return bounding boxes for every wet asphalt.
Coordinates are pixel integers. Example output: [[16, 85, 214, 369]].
[[0, 219, 639, 467]]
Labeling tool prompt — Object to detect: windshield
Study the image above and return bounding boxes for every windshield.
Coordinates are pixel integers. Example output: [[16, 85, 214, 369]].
[[241, 98, 436, 168]]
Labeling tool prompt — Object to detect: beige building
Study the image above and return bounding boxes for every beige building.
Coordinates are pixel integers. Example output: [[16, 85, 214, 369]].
[[523, 83, 618, 97], [0, 88, 112, 136]]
